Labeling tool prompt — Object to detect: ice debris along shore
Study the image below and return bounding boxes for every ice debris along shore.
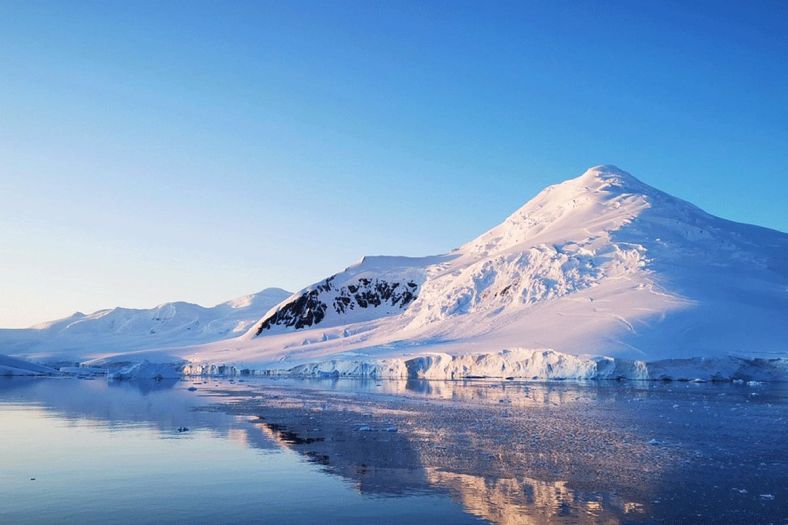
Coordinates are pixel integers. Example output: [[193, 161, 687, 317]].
[[7, 348, 786, 382], [181, 349, 788, 382]]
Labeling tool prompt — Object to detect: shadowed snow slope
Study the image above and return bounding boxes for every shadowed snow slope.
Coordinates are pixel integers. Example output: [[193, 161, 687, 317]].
[[0, 288, 290, 361]]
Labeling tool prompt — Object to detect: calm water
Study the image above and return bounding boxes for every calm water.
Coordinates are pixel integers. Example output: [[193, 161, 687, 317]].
[[0, 377, 786, 524]]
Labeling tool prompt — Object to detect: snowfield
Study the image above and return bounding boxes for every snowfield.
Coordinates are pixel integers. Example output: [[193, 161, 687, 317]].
[[4, 166, 787, 381]]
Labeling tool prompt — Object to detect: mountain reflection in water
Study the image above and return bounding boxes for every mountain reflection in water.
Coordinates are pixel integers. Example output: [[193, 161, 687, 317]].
[[1, 376, 786, 524], [213, 377, 788, 524]]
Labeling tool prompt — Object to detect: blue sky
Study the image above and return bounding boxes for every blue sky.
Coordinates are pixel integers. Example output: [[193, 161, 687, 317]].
[[1, 1, 787, 327]]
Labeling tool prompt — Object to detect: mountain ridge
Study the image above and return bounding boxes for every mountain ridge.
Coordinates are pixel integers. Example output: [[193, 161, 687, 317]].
[[1, 288, 291, 360]]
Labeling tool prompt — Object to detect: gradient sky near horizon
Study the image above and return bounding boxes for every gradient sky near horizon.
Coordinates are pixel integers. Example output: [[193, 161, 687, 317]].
[[1, 1, 787, 328]]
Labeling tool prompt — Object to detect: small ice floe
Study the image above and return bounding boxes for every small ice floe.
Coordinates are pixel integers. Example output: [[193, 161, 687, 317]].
[[177, 426, 189, 433], [732, 488, 748, 494], [647, 439, 664, 446], [747, 381, 763, 386], [383, 426, 398, 433], [356, 425, 372, 432], [672, 404, 679, 409], [760, 494, 775, 500], [187, 387, 198, 392]]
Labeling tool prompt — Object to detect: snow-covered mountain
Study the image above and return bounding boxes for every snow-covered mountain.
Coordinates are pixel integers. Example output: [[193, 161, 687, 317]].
[[0, 288, 290, 361], [182, 165, 787, 380], [7, 166, 787, 380]]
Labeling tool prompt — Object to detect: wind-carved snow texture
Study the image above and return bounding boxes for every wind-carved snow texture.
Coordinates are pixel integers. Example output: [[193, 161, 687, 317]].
[[402, 243, 626, 327], [256, 276, 418, 333]]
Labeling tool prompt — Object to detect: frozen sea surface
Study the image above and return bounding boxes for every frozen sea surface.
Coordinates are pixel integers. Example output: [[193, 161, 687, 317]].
[[0, 377, 786, 524]]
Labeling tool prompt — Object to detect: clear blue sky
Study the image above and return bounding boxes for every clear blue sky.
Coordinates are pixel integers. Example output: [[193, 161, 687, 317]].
[[1, 1, 787, 327]]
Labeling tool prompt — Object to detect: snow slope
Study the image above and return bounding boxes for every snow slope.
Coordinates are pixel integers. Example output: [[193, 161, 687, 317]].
[[0, 288, 290, 362], [181, 165, 787, 379]]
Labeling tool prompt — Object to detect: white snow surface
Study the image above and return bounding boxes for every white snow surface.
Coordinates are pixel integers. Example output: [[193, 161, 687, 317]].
[[0, 288, 290, 361], [5, 166, 788, 380]]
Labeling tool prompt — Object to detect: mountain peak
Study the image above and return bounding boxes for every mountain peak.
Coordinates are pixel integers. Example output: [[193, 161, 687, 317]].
[[571, 164, 650, 194], [582, 163, 630, 178], [457, 166, 655, 256]]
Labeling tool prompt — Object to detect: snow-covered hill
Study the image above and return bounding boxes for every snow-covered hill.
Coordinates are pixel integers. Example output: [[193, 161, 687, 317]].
[[182, 165, 787, 380], [0, 288, 290, 362]]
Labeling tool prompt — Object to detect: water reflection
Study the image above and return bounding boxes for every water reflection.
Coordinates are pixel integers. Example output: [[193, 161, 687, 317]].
[[1, 377, 785, 524], [0, 377, 278, 451], [220, 384, 660, 523], [243, 376, 674, 408], [425, 470, 644, 525], [212, 377, 788, 524]]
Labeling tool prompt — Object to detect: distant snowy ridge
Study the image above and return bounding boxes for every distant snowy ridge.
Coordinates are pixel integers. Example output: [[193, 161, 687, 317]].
[[0, 288, 291, 361]]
